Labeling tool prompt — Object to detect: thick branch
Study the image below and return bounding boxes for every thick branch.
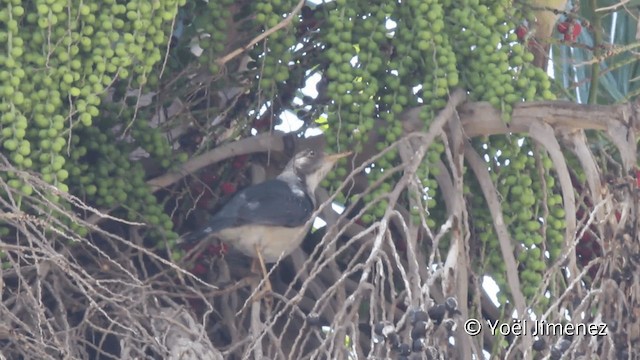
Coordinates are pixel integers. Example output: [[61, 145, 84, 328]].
[[150, 100, 637, 192]]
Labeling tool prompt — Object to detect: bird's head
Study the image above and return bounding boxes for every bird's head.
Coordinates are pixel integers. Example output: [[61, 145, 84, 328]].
[[285, 149, 351, 193]]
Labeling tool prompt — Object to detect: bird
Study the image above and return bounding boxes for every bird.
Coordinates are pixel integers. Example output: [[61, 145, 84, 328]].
[[183, 148, 351, 290]]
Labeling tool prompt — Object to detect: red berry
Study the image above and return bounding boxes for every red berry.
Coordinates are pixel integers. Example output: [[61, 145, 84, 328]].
[[221, 182, 236, 195], [563, 22, 582, 42], [557, 22, 569, 34], [572, 22, 582, 37], [232, 155, 249, 169], [206, 243, 228, 256], [191, 263, 207, 275], [515, 25, 528, 41]]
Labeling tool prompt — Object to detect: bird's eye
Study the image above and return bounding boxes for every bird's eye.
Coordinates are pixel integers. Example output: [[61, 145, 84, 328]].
[[308, 150, 315, 157]]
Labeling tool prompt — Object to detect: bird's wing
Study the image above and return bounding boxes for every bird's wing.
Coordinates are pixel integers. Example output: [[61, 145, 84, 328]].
[[218, 179, 314, 228], [183, 179, 314, 244]]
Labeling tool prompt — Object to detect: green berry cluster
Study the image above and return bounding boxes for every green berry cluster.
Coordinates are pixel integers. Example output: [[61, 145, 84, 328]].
[[130, 117, 179, 169], [253, 0, 299, 93], [447, 0, 554, 122], [308, 0, 562, 229], [0, 0, 182, 192], [0, 0, 185, 247], [318, 0, 456, 224], [194, 0, 234, 75], [400, 0, 457, 225], [323, 7, 381, 153], [66, 125, 178, 240], [321, 2, 393, 219], [468, 135, 565, 305]]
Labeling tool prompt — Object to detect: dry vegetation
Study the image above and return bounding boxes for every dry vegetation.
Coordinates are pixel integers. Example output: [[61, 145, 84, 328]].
[[2, 92, 639, 359]]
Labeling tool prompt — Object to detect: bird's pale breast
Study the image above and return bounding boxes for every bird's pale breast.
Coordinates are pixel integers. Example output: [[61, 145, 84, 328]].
[[217, 225, 308, 263]]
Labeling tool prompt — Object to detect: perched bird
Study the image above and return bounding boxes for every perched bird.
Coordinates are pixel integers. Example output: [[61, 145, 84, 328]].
[[183, 149, 351, 287]]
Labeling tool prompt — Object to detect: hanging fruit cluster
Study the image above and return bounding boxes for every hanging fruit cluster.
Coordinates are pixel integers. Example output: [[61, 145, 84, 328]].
[[252, 0, 300, 95], [0, 0, 186, 246], [195, 0, 234, 75], [468, 135, 565, 305], [370, 298, 459, 359]]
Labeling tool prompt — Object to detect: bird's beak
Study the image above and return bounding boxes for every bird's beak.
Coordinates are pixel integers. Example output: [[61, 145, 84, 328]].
[[305, 151, 352, 192], [324, 151, 352, 163]]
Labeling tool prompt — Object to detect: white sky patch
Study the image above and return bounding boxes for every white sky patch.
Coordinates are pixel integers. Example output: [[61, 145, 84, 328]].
[[313, 203, 345, 229], [275, 72, 324, 137], [302, 72, 322, 98], [305, 126, 324, 137], [483, 276, 501, 308], [611, 12, 618, 44], [313, 218, 326, 229], [386, 18, 397, 32], [277, 110, 304, 133]]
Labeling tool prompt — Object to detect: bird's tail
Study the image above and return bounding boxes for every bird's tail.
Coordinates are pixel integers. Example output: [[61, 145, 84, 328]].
[[181, 228, 209, 245], [180, 218, 228, 245]]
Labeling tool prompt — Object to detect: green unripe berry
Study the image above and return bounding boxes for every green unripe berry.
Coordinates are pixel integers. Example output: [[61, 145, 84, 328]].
[[21, 184, 33, 196], [7, 179, 21, 189], [56, 169, 69, 181], [58, 183, 69, 193], [3, 139, 18, 151], [12, 6, 25, 17], [79, 113, 92, 126]]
